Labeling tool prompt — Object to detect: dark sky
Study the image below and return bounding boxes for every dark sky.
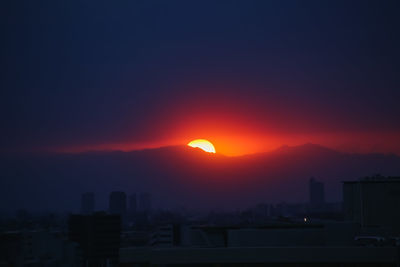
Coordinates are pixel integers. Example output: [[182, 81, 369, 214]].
[[2, 0, 400, 156]]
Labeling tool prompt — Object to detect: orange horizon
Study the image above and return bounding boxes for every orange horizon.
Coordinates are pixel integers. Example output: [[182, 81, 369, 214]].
[[43, 130, 400, 157]]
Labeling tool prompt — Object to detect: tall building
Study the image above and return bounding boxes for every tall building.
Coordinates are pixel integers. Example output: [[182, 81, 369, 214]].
[[343, 175, 400, 233], [81, 192, 95, 215], [309, 177, 325, 210], [68, 213, 121, 267], [138, 192, 152, 213], [129, 193, 137, 213], [109, 191, 127, 216]]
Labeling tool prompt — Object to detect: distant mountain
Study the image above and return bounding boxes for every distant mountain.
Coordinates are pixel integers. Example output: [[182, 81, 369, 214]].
[[273, 143, 341, 156], [1, 144, 400, 212]]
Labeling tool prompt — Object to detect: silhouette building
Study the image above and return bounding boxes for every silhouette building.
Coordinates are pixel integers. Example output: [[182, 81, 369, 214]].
[[109, 191, 127, 216], [81, 192, 95, 215], [68, 213, 121, 266], [129, 193, 137, 213], [343, 175, 400, 234], [138, 192, 152, 213], [309, 177, 325, 210], [1, 230, 81, 266], [120, 223, 399, 266]]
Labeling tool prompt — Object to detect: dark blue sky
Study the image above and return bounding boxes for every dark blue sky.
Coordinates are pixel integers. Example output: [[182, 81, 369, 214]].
[[1, 0, 400, 155]]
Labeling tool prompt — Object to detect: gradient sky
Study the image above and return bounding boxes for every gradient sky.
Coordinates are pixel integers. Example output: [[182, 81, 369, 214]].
[[1, 0, 400, 156]]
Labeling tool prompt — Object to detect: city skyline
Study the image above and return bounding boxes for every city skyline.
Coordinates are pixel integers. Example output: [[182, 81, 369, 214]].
[[1, 1, 400, 265]]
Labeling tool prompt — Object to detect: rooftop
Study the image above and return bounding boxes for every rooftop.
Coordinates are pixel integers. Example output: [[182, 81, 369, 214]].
[[120, 246, 399, 265], [343, 175, 400, 184]]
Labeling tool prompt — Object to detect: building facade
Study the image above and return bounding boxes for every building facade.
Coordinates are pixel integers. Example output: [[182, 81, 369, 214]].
[[343, 176, 400, 234], [68, 213, 121, 267], [81, 192, 95, 215], [309, 177, 325, 211]]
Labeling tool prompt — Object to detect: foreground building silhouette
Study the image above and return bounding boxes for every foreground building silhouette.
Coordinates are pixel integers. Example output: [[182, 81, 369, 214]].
[[120, 222, 399, 266], [343, 175, 400, 234], [119, 176, 400, 266], [68, 213, 121, 267], [0, 230, 80, 267], [2, 177, 399, 266]]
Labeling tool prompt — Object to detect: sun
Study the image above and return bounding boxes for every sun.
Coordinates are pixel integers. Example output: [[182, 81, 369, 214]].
[[187, 139, 216, 153]]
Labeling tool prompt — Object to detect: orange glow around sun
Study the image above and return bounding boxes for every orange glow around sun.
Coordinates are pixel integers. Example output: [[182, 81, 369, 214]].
[[187, 139, 216, 153]]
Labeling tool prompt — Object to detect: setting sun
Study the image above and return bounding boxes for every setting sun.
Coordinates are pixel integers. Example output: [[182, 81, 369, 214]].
[[187, 139, 216, 153]]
